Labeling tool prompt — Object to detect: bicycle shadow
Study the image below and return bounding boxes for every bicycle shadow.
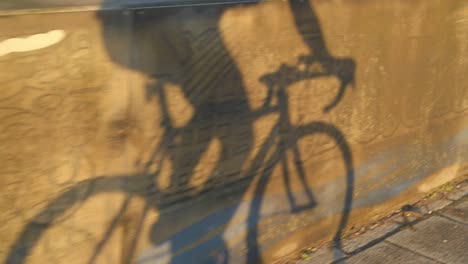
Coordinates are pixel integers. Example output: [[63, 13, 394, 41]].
[[6, 1, 355, 263]]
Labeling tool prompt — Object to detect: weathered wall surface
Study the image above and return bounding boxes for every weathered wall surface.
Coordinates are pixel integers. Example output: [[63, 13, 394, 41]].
[[1, 0, 468, 263]]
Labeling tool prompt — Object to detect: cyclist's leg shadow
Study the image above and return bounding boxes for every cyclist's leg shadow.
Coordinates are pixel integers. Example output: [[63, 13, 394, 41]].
[[147, 83, 256, 263], [149, 132, 256, 264]]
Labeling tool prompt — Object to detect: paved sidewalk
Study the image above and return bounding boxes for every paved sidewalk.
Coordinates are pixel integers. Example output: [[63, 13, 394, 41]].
[[296, 180, 468, 264]]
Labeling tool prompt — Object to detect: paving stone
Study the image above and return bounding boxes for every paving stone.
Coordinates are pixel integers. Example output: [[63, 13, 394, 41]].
[[296, 247, 346, 264], [387, 216, 468, 264], [342, 222, 402, 253], [441, 197, 468, 224], [446, 184, 467, 201], [337, 242, 438, 264], [418, 199, 453, 214], [300, 215, 422, 261]]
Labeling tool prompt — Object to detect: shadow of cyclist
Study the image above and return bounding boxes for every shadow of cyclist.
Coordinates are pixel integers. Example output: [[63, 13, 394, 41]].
[[7, 1, 355, 263], [100, 1, 355, 262]]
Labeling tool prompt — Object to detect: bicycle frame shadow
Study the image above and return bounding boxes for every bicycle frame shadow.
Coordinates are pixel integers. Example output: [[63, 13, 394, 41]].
[[6, 1, 355, 263]]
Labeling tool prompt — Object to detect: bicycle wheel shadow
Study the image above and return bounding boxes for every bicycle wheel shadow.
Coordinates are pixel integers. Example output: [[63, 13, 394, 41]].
[[6, 1, 355, 263]]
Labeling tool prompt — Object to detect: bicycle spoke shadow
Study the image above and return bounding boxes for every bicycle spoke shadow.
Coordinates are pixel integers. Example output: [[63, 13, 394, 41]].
[[6, 1, 355, 263]]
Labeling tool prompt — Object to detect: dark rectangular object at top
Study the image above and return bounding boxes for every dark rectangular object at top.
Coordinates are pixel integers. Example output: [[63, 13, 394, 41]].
[[0, 0, 264, 11]]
